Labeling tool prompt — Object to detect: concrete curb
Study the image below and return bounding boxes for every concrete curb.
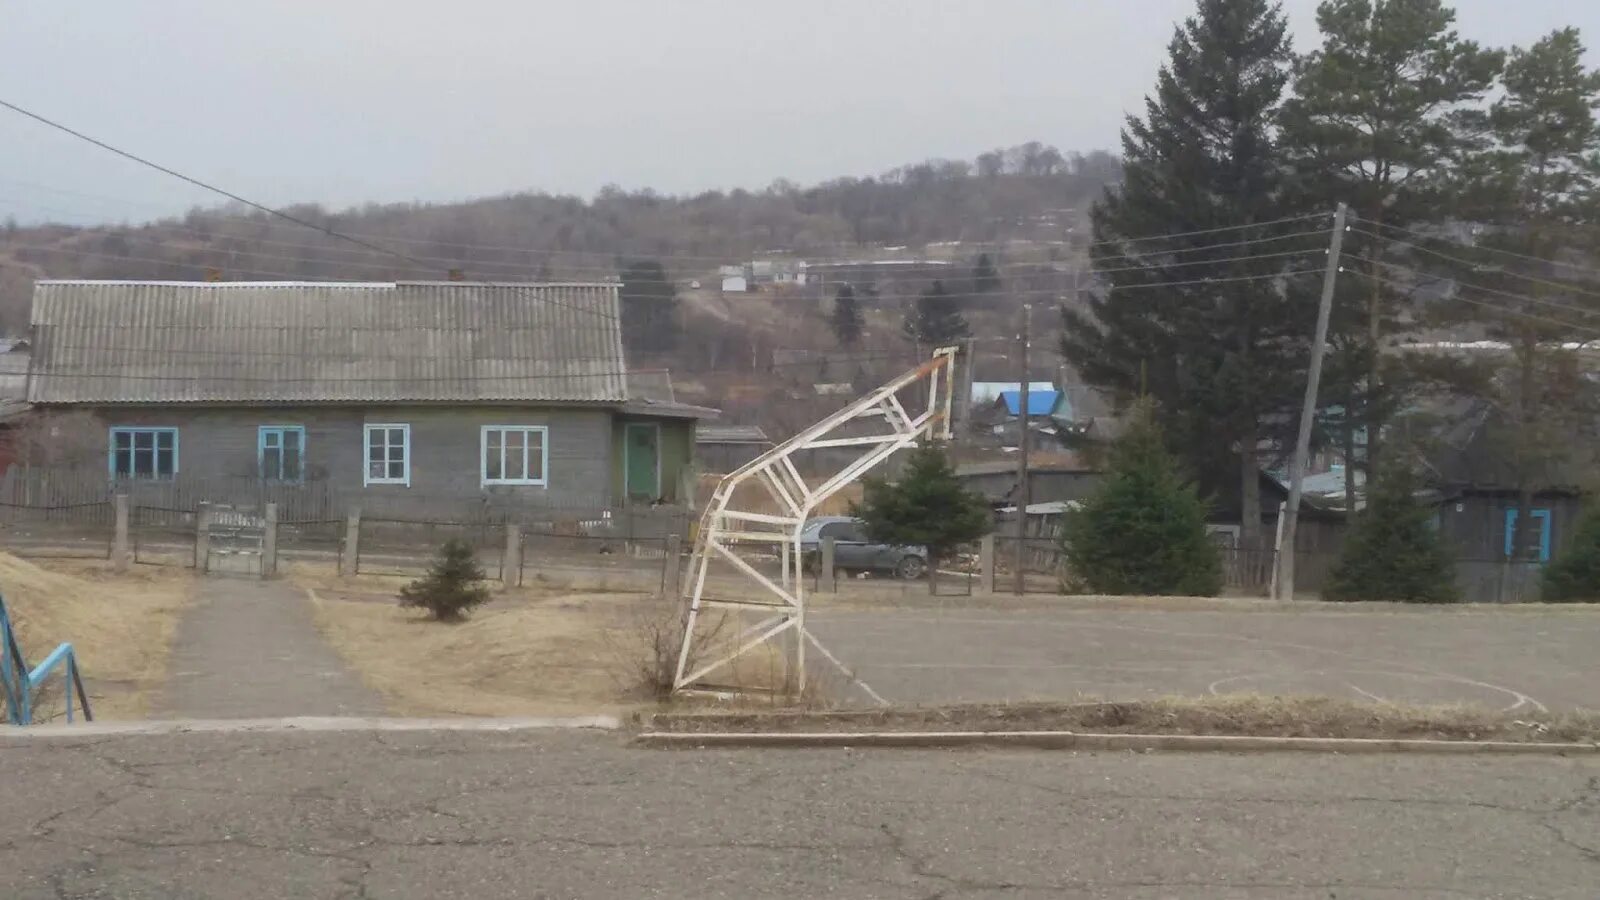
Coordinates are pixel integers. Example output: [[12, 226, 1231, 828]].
[[2, 715, 622, 739], [636, 730, 1600, 755]]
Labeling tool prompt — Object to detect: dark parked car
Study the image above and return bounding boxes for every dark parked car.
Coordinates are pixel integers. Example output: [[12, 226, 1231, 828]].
[[798, 516, 927, 580]]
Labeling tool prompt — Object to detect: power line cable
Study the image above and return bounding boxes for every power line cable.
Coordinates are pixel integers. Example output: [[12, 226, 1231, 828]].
[[1090, 246, 1323, 276], [1343, 268, 1600, 337], [1100, 267, 1326, 292], [1341, 253, 1600, 320], [0, 98, 436, 268], [0, 98, 617, 319], [0, 172, 1333, 268], [1345, 227, 1600, 300], [1093, 227, 1330, 264], [2, 226, 1331, 293], [1357, 216, 1600, 277], [45, 223, 1324, 284]]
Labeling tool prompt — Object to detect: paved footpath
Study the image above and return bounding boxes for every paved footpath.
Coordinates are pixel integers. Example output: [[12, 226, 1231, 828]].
[[157, 578, 385, 718], [1, 728, 1597, 898]]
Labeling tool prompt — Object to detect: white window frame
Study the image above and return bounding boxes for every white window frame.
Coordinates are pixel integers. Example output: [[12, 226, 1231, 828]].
[[480, 425, 549, 487], [364, 423, 411, 486]]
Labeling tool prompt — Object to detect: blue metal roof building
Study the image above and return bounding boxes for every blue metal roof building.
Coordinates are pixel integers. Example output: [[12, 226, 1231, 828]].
[[996, 389, 1066, 418]]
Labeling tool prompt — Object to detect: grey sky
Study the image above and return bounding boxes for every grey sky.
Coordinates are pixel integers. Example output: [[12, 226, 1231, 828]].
[[2, 0, 1596, 225]]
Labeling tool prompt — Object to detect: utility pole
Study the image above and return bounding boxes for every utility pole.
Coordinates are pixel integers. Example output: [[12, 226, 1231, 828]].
[[1013, 304, 1032, 595], [1277, 204, 1347, 601]]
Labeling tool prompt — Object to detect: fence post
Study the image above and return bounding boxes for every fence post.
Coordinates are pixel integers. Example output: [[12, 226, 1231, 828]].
[[504, 523, 522, 587], [194, 502, 212, 572], [112, 494, 130, 571], [262, 502, 278, 579], [664, 533, 682, 599], [340, 507, 361, 577], [820, 537, 836, 593], [978, 534, 996, 595]]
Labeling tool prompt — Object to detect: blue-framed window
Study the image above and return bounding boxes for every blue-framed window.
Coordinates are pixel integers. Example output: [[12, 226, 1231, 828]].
[[364, 423, 410, 486], [109, 428, 178, 480], [1504, 508, 1552, 562], [481, 425, 548, 486], [258, 426, 305, 482]]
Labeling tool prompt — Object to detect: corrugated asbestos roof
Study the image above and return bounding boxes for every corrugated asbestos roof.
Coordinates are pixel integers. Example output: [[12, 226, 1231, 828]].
[[28, 280, 628, 404], [696, 424, 770, 444]]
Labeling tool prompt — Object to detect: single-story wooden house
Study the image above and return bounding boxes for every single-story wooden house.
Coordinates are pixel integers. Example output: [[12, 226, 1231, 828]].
[[1420, 404, 1591, 601], [24, 280, 716, 516], [695, 424, 772, 474], [955, 457, 1106, 508]]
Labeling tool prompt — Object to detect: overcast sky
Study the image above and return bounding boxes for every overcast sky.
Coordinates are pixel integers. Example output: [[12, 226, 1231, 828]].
[[2, 0, 1596, 225]]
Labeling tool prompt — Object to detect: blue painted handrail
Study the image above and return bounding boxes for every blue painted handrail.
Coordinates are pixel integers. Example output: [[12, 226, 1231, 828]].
[[0, 593, 92, 726]]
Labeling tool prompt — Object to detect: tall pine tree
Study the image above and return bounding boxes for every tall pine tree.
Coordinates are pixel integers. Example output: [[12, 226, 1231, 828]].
[[829, 283, 864, 347], [1060, 0, 1307, 550], [619, 259, 680, 354], [972, 253, 1001, 295], [1452, 28, 1600, 558], [1280, 0, 1503, 506], [904, 280, 971, 346]]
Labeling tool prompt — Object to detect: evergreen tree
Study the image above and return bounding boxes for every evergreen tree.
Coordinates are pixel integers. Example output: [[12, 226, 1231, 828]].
[[1060, 401, 1221, 596], [972, 253, 1001, 295], [903, 280, 971, 346], [1323, 466, 1457, 602], [829, 283, 864, 347], [854, 442, 991, 593], [619, 259, 680, 354], [399, 539, 492, 621], [1453, 29, 1600, 559], [1543, 504, 1600, 603], [1060, 0, 1306, 552], [1281, 0, 1503, 495]]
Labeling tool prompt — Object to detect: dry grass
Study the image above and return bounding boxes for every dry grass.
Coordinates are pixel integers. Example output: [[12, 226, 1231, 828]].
[[298, 555, 835, 717], [306, 587, 636, 717], [303, 582, 810, 717], [649, 694, 1600, 743], [0, 554, 197, 720]]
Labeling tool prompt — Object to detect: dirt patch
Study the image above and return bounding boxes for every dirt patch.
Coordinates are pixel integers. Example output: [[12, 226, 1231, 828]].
[[1, 554, 198, 720], [646, 695, 1600, 743]]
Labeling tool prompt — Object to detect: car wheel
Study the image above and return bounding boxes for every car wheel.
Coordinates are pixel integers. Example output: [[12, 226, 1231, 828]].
[[895, 556, 927, 580]]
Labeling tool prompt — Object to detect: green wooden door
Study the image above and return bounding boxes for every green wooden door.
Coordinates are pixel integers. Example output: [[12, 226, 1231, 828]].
[[625, 423, 660, 500]]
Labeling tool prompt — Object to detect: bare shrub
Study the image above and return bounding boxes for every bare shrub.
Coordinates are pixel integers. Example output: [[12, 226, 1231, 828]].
[[604, 594, 724, 700], [603, 594, 850, 707]]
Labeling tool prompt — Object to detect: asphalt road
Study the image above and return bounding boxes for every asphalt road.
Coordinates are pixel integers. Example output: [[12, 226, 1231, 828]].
[[808, 603, 1600, 710], [2, 727, 1597, 898]]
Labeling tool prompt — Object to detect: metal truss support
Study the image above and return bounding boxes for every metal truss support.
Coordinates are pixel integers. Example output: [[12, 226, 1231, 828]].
[[673, 347, 958, 699]]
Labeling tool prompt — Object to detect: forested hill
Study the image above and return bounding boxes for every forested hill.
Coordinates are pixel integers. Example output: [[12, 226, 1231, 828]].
[[0, 143, 1119, 334]]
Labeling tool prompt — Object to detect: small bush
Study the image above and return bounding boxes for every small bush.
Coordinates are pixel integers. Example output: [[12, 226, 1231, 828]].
[[1060, 400, 1221, 596], [399, 539, 491, 621], [1542, 504, 1600, 603], [1323, 467, 1457, 603]]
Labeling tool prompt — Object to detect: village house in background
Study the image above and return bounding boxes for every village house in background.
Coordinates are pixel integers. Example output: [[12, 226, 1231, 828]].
[[21, 280, 716, 517], [695, 423, 772, 473], [0, 338, 32, 471]]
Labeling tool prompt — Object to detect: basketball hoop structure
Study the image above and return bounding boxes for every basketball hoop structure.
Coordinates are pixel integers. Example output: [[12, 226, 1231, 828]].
[[673, 346, 959, 699]]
